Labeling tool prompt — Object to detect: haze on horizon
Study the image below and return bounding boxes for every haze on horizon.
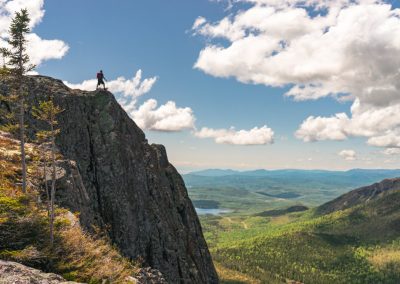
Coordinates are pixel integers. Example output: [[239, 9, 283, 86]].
[[1, 0, 400, 171]]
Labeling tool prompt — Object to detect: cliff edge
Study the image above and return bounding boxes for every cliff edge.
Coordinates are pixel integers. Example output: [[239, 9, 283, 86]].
[[0, 75, 218, 283]]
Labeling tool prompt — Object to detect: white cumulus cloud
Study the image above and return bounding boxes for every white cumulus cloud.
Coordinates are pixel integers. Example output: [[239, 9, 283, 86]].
[[194, 125, 274, 145], [0, 0, 69, 66], [194, 0, 400, 102], [296, 99, 400, 148], [132, 99, 195, 132], [295, 113, 349, 142], [26, 33, 69, 66], [338, 149, 357, 161], [194, 0, 400, 150], [367, 131, 400, 148], [0, 0, 45, 34]]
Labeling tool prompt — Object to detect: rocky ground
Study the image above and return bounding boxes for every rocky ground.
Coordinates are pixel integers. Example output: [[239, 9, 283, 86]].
[[0, 260, 169, 284], [0, 260, 79, 284]]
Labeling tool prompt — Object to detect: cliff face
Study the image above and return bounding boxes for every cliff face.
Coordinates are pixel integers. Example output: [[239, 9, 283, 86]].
[[0, 76, 218, 283]]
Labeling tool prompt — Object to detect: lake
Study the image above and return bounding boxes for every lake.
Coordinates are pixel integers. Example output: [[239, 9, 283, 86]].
[[195, 208, 232, 215]]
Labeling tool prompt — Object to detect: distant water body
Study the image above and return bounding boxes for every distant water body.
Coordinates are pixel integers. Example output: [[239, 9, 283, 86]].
[[195, 208, 232, 215]]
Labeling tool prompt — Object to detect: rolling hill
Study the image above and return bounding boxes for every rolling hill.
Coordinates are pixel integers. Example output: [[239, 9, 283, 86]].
[[204, 178, 400, 283], [184, 169, 400, 213]]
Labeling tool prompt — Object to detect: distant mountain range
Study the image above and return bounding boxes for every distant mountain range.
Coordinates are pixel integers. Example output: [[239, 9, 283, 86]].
[[188, 168, 400, 177], [184, 168, 400, 210], [184, 168, 400, 192]]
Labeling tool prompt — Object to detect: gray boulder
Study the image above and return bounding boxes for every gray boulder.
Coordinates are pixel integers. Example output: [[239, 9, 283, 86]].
[[0, 260, 79, 284]]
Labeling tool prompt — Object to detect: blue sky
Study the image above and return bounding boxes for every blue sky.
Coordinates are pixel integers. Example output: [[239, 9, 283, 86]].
[[4, 0, 400, 172]]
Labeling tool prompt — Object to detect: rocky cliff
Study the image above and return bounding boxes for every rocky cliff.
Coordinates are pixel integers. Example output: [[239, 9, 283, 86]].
[[0, 76, 218, 283]]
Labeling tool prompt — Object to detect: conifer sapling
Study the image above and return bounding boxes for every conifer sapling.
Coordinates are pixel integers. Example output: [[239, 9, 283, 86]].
[[33, 98, 63, 246]]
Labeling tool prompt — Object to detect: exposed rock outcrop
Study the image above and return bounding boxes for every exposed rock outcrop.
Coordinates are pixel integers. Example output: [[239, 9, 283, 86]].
[[0, 260, 80, 284], [133, 267, 168, 283], [0, 260, 168, 284], [0, 76, 218, 283]]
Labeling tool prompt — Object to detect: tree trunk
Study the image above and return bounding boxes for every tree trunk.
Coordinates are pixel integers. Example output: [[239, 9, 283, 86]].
[[42, 146, 50, 216], [50, 121, 56, 247], [18, 39, 26, 194], [19, 86, 26, 193]]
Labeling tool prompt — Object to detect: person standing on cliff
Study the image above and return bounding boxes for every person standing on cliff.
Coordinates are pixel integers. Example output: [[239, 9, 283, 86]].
[[96, 70, 107, 90]]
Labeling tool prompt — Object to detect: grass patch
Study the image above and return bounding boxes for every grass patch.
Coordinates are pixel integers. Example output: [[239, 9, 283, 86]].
[[55, 225, 139, 283], [215, 262, 262, 284]]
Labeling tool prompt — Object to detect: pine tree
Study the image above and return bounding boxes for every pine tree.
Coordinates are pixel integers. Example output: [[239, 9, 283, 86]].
[[7, 9, 35, 193], [32, 98, 63, 246]]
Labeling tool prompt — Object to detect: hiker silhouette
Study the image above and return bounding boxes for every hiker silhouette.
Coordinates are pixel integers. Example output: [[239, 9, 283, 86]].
[[96, 70, 107, 90]]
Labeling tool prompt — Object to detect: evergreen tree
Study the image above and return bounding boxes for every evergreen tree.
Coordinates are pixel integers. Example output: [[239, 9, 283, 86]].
[[7, 9, 35, 193], [32, 98, 63, 246]]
